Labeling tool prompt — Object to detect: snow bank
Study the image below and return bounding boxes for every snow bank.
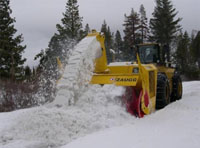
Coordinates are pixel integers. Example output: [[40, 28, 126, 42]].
[[0, 85, 132, 147], [61, 81, 200, 148], [0, 36, 133, 147]]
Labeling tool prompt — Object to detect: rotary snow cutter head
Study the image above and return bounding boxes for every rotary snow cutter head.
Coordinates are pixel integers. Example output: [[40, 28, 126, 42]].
[[89, 31, 158, 118]]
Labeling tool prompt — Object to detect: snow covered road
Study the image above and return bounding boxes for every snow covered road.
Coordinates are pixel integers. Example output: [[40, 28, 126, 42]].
[[0, 81, 200, 148]]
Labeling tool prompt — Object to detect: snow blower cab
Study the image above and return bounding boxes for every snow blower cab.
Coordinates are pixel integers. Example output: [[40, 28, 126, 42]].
[[137, 43, 183, 108], [90, 31, 182, 118]]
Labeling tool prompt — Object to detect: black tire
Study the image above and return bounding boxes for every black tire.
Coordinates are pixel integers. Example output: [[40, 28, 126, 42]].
[[171, 74, 183, 102], [156, 74, 170, 109]]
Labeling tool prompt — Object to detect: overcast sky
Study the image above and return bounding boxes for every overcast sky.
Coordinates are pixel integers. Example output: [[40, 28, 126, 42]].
[[10, 0, 200, 67]]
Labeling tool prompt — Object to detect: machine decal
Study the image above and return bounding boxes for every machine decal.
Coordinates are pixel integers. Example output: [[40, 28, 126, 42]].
[[115, 78, 137, 82]]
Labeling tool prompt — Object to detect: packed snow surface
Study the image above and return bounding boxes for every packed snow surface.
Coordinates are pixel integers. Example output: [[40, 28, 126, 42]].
[[1, 81, 200, 148], [0, 84, 130, 148], [0, 35, 200, 148]]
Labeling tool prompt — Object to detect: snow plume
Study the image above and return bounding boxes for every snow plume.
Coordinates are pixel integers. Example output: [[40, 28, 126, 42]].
[[0, 38, 77, 112], [29, 38, 78, 107], [48, 36, 102, 107]]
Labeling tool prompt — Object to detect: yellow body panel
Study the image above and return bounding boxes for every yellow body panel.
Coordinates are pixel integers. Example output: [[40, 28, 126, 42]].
[[88, 31, 108, 73]]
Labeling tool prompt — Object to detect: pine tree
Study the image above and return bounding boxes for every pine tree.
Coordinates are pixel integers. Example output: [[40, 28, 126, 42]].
[[32, 67, 36, 78], [114, 30, 123, 61], [56, 0, 83, 41], [24, 65, 32, 80], [84, 24, 90, 34], [100, 20, 114, 63], [175, 31, 199, 79], [42, 0, 83, 66], [36, 0, 83, 77], [81, 23, 90, 38], [150, 0, 181, 45], [139, 4, 149, 43], [101, 20, 107, 35], [0, 0, 26, 80], [191, 31, 200, 69], [176, 31, 190, 74], [123, 8, 140, 60]]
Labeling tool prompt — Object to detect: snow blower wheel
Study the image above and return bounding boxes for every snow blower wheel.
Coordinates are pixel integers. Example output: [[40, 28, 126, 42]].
[[171, 74, 183, 102], [156, 74, 170, 109]]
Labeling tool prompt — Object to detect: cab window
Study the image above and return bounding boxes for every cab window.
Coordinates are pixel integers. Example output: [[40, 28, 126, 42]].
[[138, 45, 159, 64]]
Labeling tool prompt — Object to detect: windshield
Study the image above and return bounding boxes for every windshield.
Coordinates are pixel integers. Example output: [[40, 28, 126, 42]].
[[138, 45, 159, 64]]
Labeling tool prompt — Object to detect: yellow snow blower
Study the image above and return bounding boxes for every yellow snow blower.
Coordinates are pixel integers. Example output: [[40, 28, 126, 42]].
[[90, 30, 183, 118]]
